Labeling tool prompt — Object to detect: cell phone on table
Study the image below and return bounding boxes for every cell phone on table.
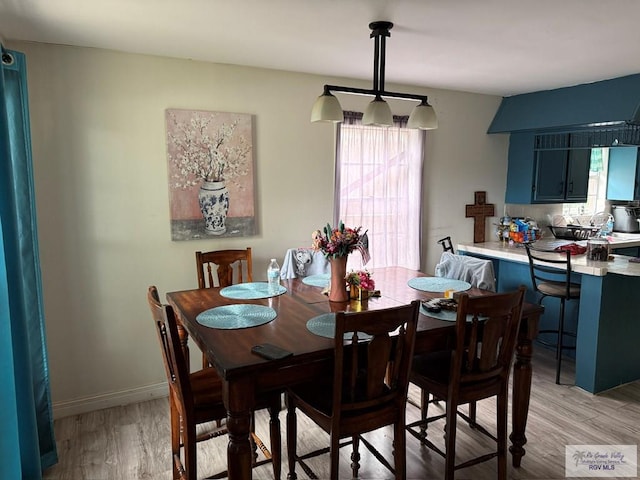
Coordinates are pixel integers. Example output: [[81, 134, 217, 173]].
[[251, 343, 293, 360]]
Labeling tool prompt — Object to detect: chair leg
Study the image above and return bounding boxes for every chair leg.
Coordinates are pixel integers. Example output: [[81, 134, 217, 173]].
[[496, 389, 508, 480], [285, 396, 298, 480], [269, 396, 282, 480], [169, 397, 181, 480], [351, 435, 360, 478], [394, 419, 407, 480], [184, 422, 197, 480], [200, 354, 222, 429], [420, 388, 429, 437], [468, 401, 477, 427], [556, 298, 566, 384], [444, 399, 458, 480], [250, 412, 258, 463], [329, 431, 340, 480]]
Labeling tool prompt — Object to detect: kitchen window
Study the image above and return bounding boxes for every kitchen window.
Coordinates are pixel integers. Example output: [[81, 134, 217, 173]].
[[335, 112, 424, 270], [562, 147, 609, 218]]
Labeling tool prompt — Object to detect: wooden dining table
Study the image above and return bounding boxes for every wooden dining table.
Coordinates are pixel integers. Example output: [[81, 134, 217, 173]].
[[166, 266, 542, 480]]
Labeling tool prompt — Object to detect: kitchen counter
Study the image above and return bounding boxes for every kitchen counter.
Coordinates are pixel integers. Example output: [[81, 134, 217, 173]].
[[457, 240, 640, 393], [458, 240, 640, 277], [606, 231, 640, 247]]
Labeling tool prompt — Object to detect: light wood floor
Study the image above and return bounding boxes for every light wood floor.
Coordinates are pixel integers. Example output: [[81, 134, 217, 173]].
[[43, 347, 640, 479]]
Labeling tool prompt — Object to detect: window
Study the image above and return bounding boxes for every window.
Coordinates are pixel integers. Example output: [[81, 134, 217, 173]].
[[563, 148, 609, 218], [336, 112, 424, 270]]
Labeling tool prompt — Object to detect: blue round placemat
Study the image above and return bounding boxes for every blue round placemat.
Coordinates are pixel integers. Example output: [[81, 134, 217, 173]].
[[302, 274, 331, 288], [220, 282, 287, 300], [408, 277, 471, 293], [196, 304, 277, 329], [420, 303, 487, 323], [306, 313, 372, 340]]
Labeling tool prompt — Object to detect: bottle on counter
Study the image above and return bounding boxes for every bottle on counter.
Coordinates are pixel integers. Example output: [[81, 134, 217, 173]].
[[605, 217, 614, 236], [267, 258, 280, 293], [595, 212, 614, 237]]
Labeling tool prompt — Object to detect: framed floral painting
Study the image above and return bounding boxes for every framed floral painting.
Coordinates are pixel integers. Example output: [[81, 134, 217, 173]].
[[165, 108, 256, 240]]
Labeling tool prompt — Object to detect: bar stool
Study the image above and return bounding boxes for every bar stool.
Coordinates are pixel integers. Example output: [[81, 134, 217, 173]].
[[437, 236, 455, 253], [524, 244, 581, 384]]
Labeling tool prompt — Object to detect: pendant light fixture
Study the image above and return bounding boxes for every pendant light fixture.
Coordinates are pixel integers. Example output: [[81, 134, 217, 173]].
[[311, 21, 438, 130]]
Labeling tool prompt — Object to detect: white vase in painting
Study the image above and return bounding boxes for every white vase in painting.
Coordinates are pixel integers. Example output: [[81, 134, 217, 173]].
[[198, 181, 229, 235]]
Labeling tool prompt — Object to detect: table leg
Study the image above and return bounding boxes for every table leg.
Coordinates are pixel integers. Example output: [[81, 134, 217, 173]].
[[269, 396, 282, 480], [225, 380, 254, 480], [509, 315, 536, 467]]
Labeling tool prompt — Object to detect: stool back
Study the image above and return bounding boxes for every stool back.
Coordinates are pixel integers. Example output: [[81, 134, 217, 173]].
[[437, 236, 455, 253], [524, 244, 576, 299]]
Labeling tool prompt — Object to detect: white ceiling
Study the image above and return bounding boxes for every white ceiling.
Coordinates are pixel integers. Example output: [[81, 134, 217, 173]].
[[2, 0, 640, 97]]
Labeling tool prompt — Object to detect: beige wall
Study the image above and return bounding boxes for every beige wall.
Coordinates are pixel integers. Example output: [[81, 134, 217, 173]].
[[11, 41, 509, 416]]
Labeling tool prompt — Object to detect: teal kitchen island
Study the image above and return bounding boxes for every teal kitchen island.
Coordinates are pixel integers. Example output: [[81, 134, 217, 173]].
[[458, 240, 640, 393]]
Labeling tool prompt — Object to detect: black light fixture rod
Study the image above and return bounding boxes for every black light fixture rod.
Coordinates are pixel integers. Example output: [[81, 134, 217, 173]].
[[369, 21, 392, 96], [378, 28, 386, 93], [323, 84, 430, 104], [371, 29, 379, 93]]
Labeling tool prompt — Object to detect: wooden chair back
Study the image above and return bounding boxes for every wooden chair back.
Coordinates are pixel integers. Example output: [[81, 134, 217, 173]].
[[196, 248, 253, 288], [147, 286, 194, 412], [524, 244, 576, 299], [452, 287, 525, 388], [332, 300, 420, 423]]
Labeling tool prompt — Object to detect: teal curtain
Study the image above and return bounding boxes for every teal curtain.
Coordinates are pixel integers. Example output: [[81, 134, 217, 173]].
[[0, 47, 57, 478]]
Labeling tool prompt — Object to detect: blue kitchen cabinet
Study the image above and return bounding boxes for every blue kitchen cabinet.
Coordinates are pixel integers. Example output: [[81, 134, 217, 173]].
[[611, 246, 640, 257], [533, 149, 569, 202], [505, 132, 590, 204], [606, 146, 640, 201], [505, 132, 536, 203], [565, 148, 591, 201]]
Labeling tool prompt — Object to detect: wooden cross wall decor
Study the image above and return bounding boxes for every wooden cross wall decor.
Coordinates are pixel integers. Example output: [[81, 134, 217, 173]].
[[465, 191, 495, 243]]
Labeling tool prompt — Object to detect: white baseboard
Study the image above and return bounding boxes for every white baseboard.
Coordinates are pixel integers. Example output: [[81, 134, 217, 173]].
[[52, 382, 169, 419]]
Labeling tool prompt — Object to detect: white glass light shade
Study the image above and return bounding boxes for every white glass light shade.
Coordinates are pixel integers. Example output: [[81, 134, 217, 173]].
[[362, 98, 393, 126], [407, 102, 438, 129], [310, 93, 343, 123]]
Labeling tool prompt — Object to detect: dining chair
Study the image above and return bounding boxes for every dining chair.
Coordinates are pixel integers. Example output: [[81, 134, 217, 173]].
[[196, 248, 252, 368], [524, 244, 581, 384], [280, 247, 330, 279], [435, 251, 496, 292], [406, 287, 525, 480], [286, 300, 420, 480], [429, 250, 497, 425], [196, 248, 253, 288], [147, 286, 282, 480]]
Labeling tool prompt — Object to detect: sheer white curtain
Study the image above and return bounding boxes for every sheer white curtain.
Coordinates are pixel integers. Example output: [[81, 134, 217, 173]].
[[335, 111, 424, 270]]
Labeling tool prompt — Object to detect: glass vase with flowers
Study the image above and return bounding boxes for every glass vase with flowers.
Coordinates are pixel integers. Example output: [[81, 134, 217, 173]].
[[346, 269, 375, 301]]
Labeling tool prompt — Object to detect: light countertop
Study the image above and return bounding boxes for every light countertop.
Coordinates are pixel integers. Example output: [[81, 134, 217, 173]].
[[605, 232, 640, 248], [457, 240, 640, 277]]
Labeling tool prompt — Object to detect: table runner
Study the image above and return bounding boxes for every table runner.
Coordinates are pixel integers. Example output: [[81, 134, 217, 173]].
[[220, 282, 287, 300], [196, 304, 277, 329]]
